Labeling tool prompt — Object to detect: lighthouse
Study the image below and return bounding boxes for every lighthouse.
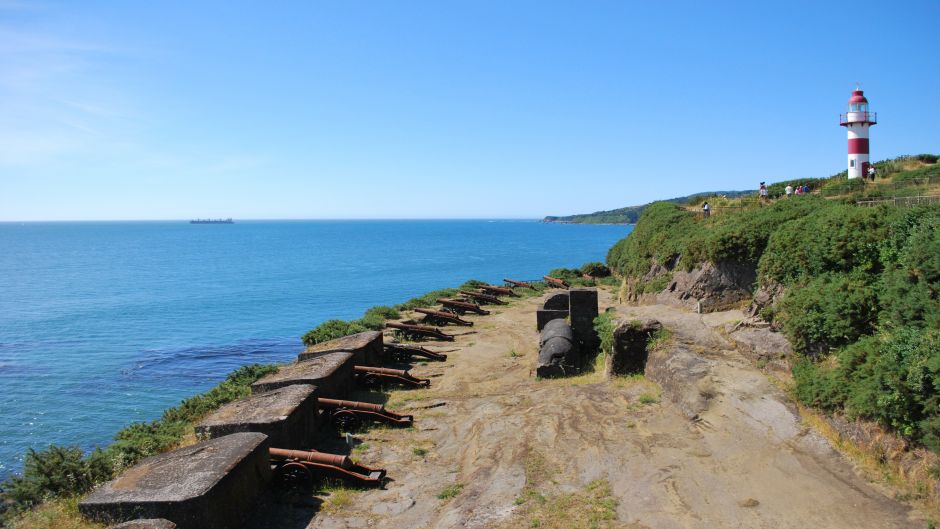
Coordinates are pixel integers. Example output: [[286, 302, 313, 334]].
[[840, 87, 877, 179]]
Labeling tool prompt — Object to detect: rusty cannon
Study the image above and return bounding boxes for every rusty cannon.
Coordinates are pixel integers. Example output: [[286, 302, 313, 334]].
[[438, 298, 490, 315], [385, 342, 449, 362], [543, 275, 570, 289], [318, 397, 413, 429], [270, 447, 386, 487], [386, 321, 456, 341], [459, 290, 507, 305], [414, 307, 473, 326], [354, 365, 431, 388], [480, 284, 517, 297], [504, 278, 537, 290]]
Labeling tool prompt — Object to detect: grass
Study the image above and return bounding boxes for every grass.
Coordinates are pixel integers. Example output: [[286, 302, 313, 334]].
[[3, 496, 104, 529], [638, 393, 659, 405], [508, 349, 521, 358], [318, 481, 358, 513], [437, 483, 465, 500], [505, 479, 620, 529], [412, 447, 428, 457]]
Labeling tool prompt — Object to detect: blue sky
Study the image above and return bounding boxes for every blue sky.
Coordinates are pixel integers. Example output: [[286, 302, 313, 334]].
[[1, 0, 938, 221]]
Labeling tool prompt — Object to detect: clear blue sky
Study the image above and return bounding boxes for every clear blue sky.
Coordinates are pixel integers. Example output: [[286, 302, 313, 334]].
[[1, 0, 938, 221]]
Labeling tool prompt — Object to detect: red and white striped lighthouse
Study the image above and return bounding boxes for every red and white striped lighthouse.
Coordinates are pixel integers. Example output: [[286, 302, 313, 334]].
[[840, 86, 877, 179]]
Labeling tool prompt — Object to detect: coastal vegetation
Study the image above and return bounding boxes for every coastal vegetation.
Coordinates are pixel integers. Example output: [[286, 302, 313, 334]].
[[543, 190, 752, 224], [605, 154, 940, 451]]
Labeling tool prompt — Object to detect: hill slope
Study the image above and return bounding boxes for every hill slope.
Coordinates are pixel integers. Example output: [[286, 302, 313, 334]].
[[543, 190, 752, 224]]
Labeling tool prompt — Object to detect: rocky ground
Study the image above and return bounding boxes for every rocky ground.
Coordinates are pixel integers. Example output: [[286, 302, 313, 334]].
[[250, 288, 927, 529]]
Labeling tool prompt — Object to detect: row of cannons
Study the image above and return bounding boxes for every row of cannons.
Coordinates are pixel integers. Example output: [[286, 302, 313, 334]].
[[78, 279, 540, 529]]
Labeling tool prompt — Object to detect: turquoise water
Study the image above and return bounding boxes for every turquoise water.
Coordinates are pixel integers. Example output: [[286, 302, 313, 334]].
[[0, 220, 631, 478]]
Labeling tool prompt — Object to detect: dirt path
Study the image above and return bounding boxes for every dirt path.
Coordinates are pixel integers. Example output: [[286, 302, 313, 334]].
[[294, 289, 923, 529]]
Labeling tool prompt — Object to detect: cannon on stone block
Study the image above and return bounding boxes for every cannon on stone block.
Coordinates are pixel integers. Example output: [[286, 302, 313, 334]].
[[414, 308, 473, 326], [386, 322, 455, 341], [354, 365, 431, 388], [543, 275, 570, 289], [503, 278, 537, 290], [438, 298, 490, 315], [385, 342, 449, 362], [269, 447, 386, 487], [318, 398, 413, 430], [537, 319, 578, 378], [459, 290, 506, 305]]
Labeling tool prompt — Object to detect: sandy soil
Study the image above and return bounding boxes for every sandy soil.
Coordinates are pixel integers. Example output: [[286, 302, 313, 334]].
[[257, 288, 925, 529]]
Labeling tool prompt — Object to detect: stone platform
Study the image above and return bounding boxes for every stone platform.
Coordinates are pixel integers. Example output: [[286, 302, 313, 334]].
[[298, 330, 382, 366], [195, 384, 318, 448], [80, 433, 270, 529], [251, 352, 354, 397]]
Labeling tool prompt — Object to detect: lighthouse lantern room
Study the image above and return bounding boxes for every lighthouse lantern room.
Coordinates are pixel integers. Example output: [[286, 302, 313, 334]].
[[840, 87, 877, 179]]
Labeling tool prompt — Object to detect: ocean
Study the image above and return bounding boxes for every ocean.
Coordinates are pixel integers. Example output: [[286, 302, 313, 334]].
[[0, 220, 631, 479]]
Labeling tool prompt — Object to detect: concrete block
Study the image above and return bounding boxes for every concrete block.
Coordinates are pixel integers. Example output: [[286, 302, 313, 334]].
[[568, 287, 599, 324], [108, 520, 177, 529], [569, 288, 600, 363], [298, 331, 383, 366], [251, 352, 354, 398], [542, 292, 570, 310], [536, 309, 568, 331], [195, 384, 318, 449], [80, 433, 270, 529]]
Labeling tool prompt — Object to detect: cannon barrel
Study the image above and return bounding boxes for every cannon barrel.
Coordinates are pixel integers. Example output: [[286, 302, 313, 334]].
[[543, 275, 570, 288], [504, 278, 536, 290], [270, 448, 352, 469], [459, 290, 506, 305], [480, 284, 516, 296], [438, 298, 490, 315], [319, 398, 385, 413]]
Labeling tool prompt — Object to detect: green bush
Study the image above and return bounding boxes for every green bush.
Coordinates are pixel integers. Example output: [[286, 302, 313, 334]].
[[359, 305, 401, 330], [758, 203, 895, 284], [593, 310, 616, 356], [301, 319, 369, 346], [880, 215, 940, 329], [1, 446, 113, 510], [777, 273, 880, 356], [606, 202, 701, 277], [794, 328, 940, 450], [580, 262, 611, 277], [395, 288, 459, 310]]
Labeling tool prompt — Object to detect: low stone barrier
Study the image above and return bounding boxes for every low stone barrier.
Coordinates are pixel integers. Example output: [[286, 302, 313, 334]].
[[80, 433, 270, 529], [195, 384, 319, 448], [251, 352, 354, 397], [298, 331, 383, 366]]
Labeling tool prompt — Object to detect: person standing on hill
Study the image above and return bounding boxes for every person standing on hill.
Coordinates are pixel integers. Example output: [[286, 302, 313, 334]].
[[868, 165, 877, 181], [759, 182, 768, 202], [785, 184, 793, 198], [702, 201, 711, 218]]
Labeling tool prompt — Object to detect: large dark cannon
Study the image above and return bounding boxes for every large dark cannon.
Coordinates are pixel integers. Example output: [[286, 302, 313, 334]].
[[537, 319, 578, 378]]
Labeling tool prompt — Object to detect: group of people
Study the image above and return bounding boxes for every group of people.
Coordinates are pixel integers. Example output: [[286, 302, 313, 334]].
[[783, 183, 811, 197]]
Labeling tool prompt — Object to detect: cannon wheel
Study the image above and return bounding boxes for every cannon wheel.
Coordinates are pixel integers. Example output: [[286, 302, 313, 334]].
[[331, 410, 363, 432], [358, 372, 382, 388], [275, 461, 313, 488]]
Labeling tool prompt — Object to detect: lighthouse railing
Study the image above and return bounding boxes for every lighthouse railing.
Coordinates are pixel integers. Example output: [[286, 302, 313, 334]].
[[840, 111, 877, 125]]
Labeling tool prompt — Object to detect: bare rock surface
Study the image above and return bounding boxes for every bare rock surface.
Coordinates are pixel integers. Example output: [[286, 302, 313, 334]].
[[259, 291, 923, 529]]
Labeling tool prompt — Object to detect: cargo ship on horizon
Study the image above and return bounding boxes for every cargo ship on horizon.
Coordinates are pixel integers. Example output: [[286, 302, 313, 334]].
[[190, 218, 234, 224]]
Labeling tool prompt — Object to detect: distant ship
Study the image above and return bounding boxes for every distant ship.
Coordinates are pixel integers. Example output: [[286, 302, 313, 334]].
[[190, 218, 234, 224]]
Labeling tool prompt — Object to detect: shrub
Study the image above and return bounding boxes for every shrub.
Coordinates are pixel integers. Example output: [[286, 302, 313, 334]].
[[593, 310, 616, 356], [880, 215, 940, 329], [580, 262, 611, 278], [358, 306, 401, 330], [395, 288, 459, 310], [606, 202, 701, 277], [794, 328, 940, 450], [758, 203, 895, 284], [2, 446, 113, 510], [777, 273, 880, 356], [302, 319, 369, 346]]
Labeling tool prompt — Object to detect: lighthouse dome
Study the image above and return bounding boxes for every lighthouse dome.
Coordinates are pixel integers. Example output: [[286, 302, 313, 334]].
[[848, 90, 868, 104]]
